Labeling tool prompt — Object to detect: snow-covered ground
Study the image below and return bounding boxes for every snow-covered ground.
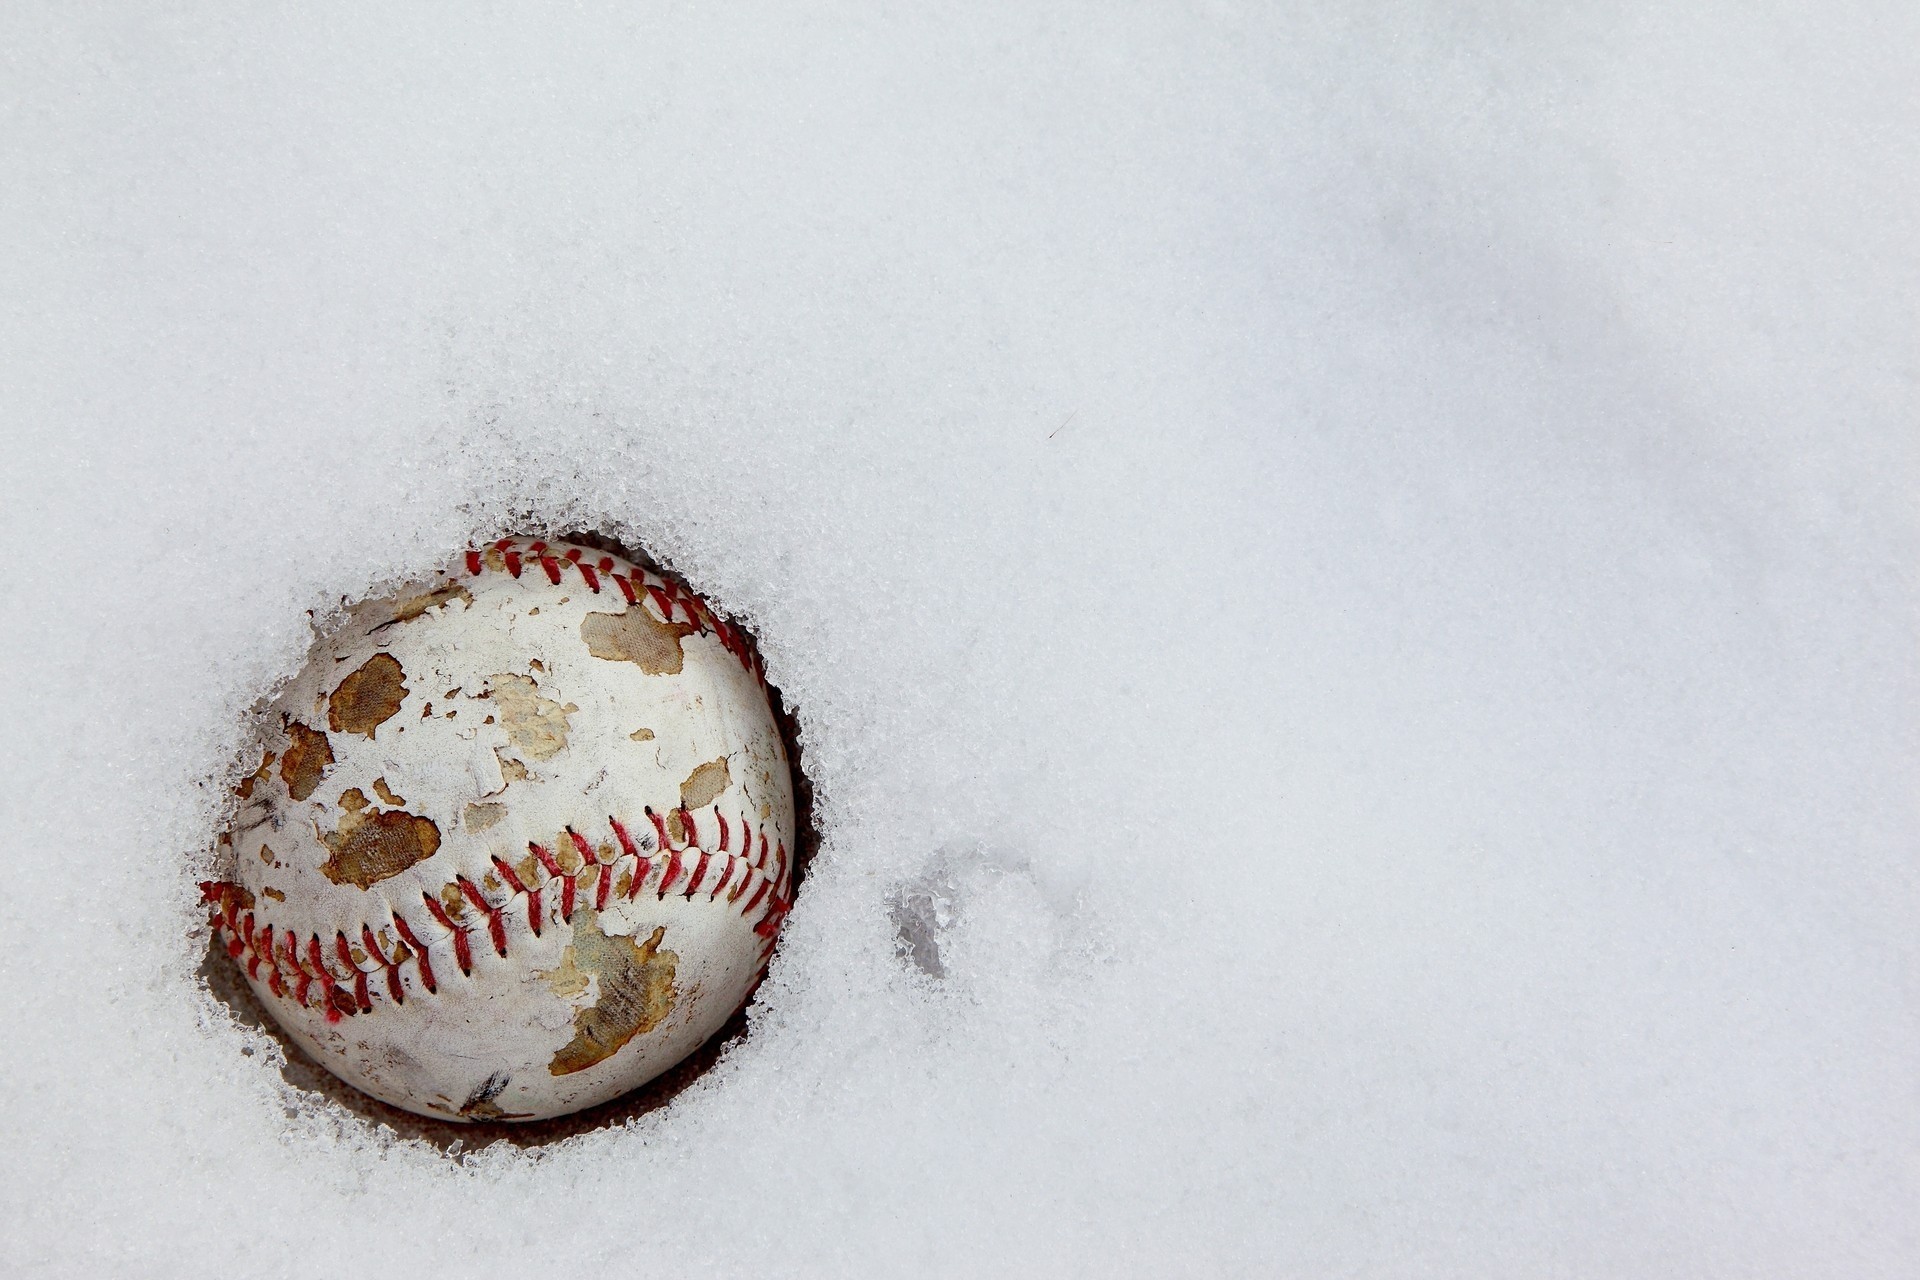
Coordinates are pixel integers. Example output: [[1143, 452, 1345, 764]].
[[2, 3, 1914, 1275]]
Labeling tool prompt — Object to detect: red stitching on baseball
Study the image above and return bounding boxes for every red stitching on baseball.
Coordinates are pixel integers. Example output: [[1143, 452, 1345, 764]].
[[420, 891, 472, 976], [457, 538, 765, 681], [609, 816, 654, 902], [546, 840, 575, 920], [458, 875, 510, 956], [391, 913, 435, 993], [205, 811, 788, 1021], [257, 923, 275, 983], [362, 924, 403, 1004], [306, 936, 348, 1022], [564, 548, 602, 593], [626, 856, 653, 900], [566, 830, 596, 920], [527, 842, 557, 878], [566, 829, 594, 866]]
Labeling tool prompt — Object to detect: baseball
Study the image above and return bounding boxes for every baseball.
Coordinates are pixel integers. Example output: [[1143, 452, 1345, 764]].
[[201, 538, 795, 1122]]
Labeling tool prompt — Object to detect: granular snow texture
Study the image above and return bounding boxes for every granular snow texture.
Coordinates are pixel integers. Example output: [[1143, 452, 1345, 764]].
[[1, 2, 1914, 1276]]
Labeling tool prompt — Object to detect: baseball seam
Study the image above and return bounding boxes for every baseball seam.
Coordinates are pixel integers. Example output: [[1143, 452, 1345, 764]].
[[465, 537, 766, 679], [202, 805, 792, 1024]]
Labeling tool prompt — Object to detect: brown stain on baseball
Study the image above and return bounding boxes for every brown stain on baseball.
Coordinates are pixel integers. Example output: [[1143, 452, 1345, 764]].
[[261, 886, 285, 902], [629, 727, 654, 742], [329, 653, 409, 739], [465, 801, 508, 833], [547, 916, 677, 1077], [487, 673, 577, 762], [372, 777, 406, 807], [535, 948, 592, 999], [679, 758, 731, 811], [319, 796, 443, 890], [279, 722, 334, 801], [542, 835, 587, 875], [494, 749, 530, 785], [381, 582, 472, 628], [580, 605, 698, 675], [237, 749, 277, 799]]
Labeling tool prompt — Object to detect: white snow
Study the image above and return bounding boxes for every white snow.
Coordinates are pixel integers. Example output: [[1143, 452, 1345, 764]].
[[2, 2, 1915, 1275]]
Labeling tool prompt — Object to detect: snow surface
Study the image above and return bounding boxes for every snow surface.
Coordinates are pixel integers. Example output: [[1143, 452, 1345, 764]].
[[2, 2, 1915, 1275]]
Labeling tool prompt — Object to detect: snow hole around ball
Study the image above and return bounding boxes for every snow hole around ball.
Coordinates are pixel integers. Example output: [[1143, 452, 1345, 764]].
[[190, 527, 820, 1154]]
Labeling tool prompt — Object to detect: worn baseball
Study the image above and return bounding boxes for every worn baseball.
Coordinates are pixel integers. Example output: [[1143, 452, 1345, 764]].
[[202, 538, 795, 1122]]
